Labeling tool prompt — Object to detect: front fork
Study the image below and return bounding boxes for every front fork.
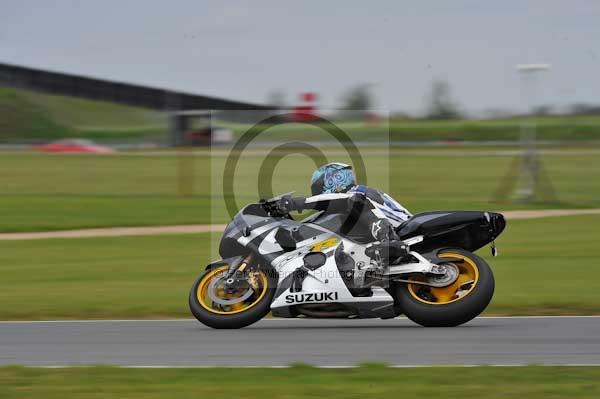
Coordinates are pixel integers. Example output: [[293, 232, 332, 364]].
[[224, 254, 254, 292]]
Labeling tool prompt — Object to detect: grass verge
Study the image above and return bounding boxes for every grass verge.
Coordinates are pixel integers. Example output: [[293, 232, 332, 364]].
[[1, 215, 599, 319], [1, 148, 599, 232], [1, 365, 599, 399]]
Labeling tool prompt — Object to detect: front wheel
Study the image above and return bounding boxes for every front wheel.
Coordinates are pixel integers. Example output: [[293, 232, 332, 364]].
[[189, 264, 276, 329], [395, 249, 494, 327]]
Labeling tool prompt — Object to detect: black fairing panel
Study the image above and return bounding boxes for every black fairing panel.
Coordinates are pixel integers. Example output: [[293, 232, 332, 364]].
[[218, 204, 275, 259], [397, 211, 506, 252], [218, 203, 324, 260]]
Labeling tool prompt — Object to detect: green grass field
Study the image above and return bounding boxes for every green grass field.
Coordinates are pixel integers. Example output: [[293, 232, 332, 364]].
[[1, 365, 599, 399], [1, 145, 599, 318], [0, 86, 166, 142], [224, 115, 600, 142], [4, 84, 600, 143], [1, 148, 599, 232], [1, 215, 599, 319]]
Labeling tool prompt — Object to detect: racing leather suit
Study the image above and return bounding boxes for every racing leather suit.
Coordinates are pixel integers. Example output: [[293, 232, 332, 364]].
[[276, 185, 412, 263]]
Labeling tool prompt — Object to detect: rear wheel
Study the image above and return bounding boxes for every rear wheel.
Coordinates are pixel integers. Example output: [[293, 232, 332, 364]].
[[395, 249, 494, 327], [189, 264, 276, 329]]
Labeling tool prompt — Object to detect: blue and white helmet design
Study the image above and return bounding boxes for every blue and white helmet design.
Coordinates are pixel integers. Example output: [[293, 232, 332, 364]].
[[310, 162, 356, 195]]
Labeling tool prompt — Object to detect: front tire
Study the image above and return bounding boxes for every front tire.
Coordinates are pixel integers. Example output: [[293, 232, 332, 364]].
[[395, 249, 494, 327], [189, 264, 276, 329]]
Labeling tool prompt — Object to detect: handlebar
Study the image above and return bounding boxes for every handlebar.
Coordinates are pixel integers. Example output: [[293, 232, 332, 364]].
[[259, 192, 301, 217], [259, 198, 288, 217]]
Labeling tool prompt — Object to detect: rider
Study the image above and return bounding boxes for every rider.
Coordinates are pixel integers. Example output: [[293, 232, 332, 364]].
[[274, 162, 411, 264]]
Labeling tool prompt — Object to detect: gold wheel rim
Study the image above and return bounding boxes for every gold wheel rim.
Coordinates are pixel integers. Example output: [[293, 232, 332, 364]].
[[407, 252, 479, 305], [196, 265, 268, 315]]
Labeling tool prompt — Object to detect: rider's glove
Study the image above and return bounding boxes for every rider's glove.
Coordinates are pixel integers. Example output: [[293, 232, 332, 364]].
[[275, 195, 306, 214]]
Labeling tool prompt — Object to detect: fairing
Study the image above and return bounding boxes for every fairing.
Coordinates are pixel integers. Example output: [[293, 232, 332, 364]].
[[397, 211, 506, 252]]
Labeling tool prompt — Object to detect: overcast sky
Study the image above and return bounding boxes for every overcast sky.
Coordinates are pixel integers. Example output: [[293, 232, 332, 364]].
[[1, 0, 599, 114]]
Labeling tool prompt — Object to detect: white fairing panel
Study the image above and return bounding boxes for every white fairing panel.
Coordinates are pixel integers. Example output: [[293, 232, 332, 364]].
[[270, 239, 393, 309], [258, 229, 284, 254]]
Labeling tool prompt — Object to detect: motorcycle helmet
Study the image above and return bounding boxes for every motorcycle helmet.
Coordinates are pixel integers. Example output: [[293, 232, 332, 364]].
[[310, 162, 356, 196]]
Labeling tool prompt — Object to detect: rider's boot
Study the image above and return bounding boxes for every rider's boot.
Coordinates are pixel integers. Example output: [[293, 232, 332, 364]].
[[365, 239, 409, 265]]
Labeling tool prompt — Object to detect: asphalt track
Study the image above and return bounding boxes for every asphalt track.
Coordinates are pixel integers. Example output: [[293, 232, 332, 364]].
[[1, 317, 599, 367]]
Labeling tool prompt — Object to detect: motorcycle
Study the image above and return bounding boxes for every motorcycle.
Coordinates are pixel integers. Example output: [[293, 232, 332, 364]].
[[189, 193, 506, 329]]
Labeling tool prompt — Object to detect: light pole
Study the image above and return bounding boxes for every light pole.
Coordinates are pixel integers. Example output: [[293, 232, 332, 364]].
[[493, 63, 557, 204], [514, 64, 550, 202]]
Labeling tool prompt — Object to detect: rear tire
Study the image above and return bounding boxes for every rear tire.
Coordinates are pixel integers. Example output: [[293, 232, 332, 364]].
[[189, 265, 276, 329], [395, 249, 494, 327]]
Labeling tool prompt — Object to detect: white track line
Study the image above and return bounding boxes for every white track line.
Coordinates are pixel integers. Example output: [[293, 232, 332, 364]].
[[1, 315, 599, 323], [24, 364, 600, 369]]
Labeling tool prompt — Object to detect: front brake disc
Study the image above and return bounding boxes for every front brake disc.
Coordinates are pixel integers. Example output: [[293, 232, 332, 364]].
[[207, 277, 254, 305]]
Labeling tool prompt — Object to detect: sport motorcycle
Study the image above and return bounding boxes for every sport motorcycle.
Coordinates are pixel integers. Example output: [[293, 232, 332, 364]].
[[189, 193, 506, 328]]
